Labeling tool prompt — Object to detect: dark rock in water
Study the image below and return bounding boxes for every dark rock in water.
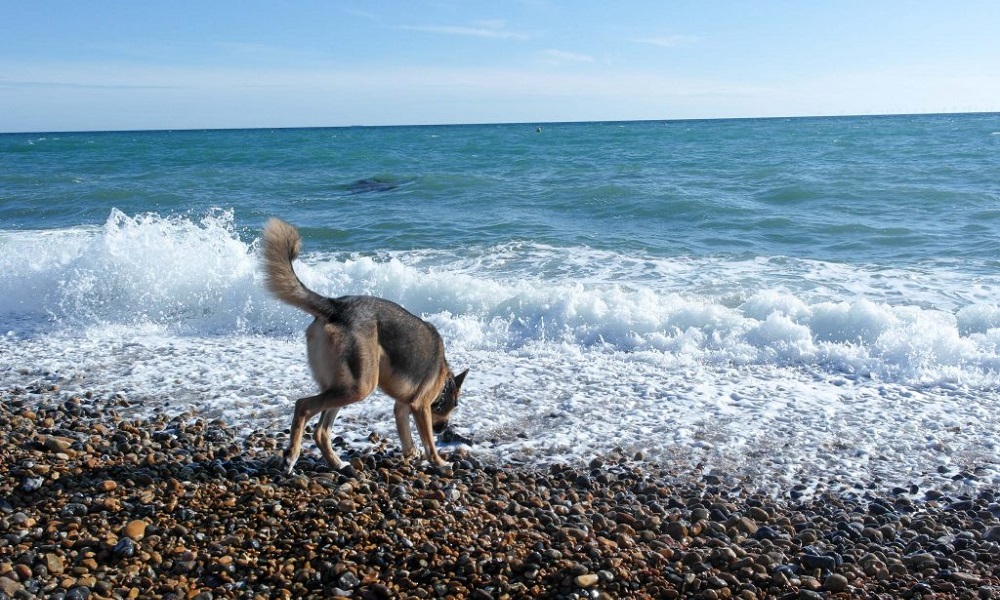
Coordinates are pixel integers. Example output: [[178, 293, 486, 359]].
[[346, 177, 402, 195]]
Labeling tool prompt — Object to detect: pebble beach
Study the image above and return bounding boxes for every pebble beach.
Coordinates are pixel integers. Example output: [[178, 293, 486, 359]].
[[5, 117, 1000, 597], [1, 385, 998, 600]]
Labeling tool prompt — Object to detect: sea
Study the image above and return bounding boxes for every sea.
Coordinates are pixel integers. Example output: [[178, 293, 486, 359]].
[[2, 113, 999, 498]]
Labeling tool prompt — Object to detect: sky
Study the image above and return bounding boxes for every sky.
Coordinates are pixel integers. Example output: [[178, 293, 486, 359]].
[[1, 1, 999, 132]]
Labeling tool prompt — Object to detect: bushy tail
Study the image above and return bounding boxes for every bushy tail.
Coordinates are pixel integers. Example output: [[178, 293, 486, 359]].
[[261, 218, 328, 318]]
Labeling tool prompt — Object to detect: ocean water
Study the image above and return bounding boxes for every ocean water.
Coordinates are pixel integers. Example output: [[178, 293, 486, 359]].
[[2, 114, 1000, 496]]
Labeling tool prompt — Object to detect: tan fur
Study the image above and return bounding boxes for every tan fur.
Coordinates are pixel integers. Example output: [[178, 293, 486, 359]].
[[262, 217, 322, 318], [261, 218, 467, 472]]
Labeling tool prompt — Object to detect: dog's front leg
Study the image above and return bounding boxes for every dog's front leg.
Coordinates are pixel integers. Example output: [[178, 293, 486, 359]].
[[394, 402, 419, 459], [412, 404, 448, 466]]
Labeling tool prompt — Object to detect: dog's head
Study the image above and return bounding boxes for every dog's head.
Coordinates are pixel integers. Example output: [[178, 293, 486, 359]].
[[431, 368, 468, 434]]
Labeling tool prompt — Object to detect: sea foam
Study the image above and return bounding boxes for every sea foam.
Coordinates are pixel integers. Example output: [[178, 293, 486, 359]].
[[1, 210, 999, 495], [3, 210, 1000, 384]]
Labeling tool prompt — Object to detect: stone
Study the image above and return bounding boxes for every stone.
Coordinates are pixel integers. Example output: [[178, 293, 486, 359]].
[[124, 520, 148, 541], [338, 571, 360, 589], [44, 436, 73, 453], [44, 553, 65, 575], [0, 577, 23, 597], [801, 554, 837, 571], [113, 537, 137, 558], [823, 573, 850, 593], [21, 476, 44, 492], [0, 387, 996, 599], [66, 586, 92, 600], [666, 521, 688, 540]]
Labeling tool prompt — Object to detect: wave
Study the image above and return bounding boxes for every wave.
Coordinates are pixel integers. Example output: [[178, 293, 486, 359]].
[[2, 209, 999, 388], [0, 209, 280, 334]]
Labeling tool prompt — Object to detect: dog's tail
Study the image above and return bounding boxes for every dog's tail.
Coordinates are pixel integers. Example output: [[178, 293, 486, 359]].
[[261, 218, 329, 318]]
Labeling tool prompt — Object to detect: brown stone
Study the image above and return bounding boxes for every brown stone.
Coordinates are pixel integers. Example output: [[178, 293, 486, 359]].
[[0, 577, 23, 597], [44, 553, 65, 575], [44, 436, 74, 453], [124, 519, 148, 541]]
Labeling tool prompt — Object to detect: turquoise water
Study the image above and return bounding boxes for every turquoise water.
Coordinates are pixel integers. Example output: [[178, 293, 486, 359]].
[[2, 113, 999, 493], [4, 114, 999, 263]]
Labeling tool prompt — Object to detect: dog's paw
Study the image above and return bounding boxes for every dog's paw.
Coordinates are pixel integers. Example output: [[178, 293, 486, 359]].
[[282, 448, 300, 475], [427, 453, 451, 469]]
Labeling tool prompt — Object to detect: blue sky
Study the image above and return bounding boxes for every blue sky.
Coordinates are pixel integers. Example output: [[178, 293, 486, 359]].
[[2, 1, 998, 132]]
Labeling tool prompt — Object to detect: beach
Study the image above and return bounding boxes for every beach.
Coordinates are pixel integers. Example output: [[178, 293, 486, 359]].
[[2, 116, 1000, 598], [1, 385, 998, 599]]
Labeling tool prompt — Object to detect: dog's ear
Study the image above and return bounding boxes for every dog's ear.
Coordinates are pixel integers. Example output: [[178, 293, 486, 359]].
[[454, 368, 469, 390]]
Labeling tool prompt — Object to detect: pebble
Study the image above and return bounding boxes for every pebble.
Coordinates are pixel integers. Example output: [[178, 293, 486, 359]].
[[124, 519, 148, 541], [0, 386, 997, 598], [823, 573, 850, 592], [984, 525, 1000, 542]]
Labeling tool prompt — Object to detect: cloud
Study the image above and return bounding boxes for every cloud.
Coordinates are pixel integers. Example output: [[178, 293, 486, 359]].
[[541, 49, 594, 64], [0, 79, 176, 91], [635, 35, 700, 48], [398, 22, 529, 41]]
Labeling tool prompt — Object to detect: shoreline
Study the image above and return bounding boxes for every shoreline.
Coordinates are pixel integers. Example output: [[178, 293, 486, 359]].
[[1, 386, 998, 599]]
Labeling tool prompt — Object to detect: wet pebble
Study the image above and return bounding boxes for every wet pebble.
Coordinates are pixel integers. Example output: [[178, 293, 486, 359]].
[[0, 386, 997, 598]]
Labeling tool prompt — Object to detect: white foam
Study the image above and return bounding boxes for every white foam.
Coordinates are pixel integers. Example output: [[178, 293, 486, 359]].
[[0, 209, 295, 335], [2, 210, 999, 494]]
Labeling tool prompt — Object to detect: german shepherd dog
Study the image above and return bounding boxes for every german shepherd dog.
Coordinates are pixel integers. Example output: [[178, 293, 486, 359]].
[[261, 218, 468, 472]]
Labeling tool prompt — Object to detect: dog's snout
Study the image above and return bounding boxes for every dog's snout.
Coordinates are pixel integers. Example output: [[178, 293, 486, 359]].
[[433, 420, 449, 435]]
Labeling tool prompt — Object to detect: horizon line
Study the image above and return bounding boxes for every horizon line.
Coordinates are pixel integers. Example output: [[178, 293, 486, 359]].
[[2, 109, 996, 136]]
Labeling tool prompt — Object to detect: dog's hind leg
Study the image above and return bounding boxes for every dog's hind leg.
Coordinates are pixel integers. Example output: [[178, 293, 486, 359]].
[[393, 402, 419, 459], [286, 322, 380, 473], [284, 385, 371, 473], [313, 409, 343, 469]]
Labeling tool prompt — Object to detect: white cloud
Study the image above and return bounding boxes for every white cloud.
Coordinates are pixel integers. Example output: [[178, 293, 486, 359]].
[[398, 23, 529, 41], [635, 35, 700, 48], [541, 49, 594, 64]]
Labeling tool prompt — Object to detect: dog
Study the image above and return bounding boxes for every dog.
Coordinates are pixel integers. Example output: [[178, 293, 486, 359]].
[[261, 218, 468, 472]]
